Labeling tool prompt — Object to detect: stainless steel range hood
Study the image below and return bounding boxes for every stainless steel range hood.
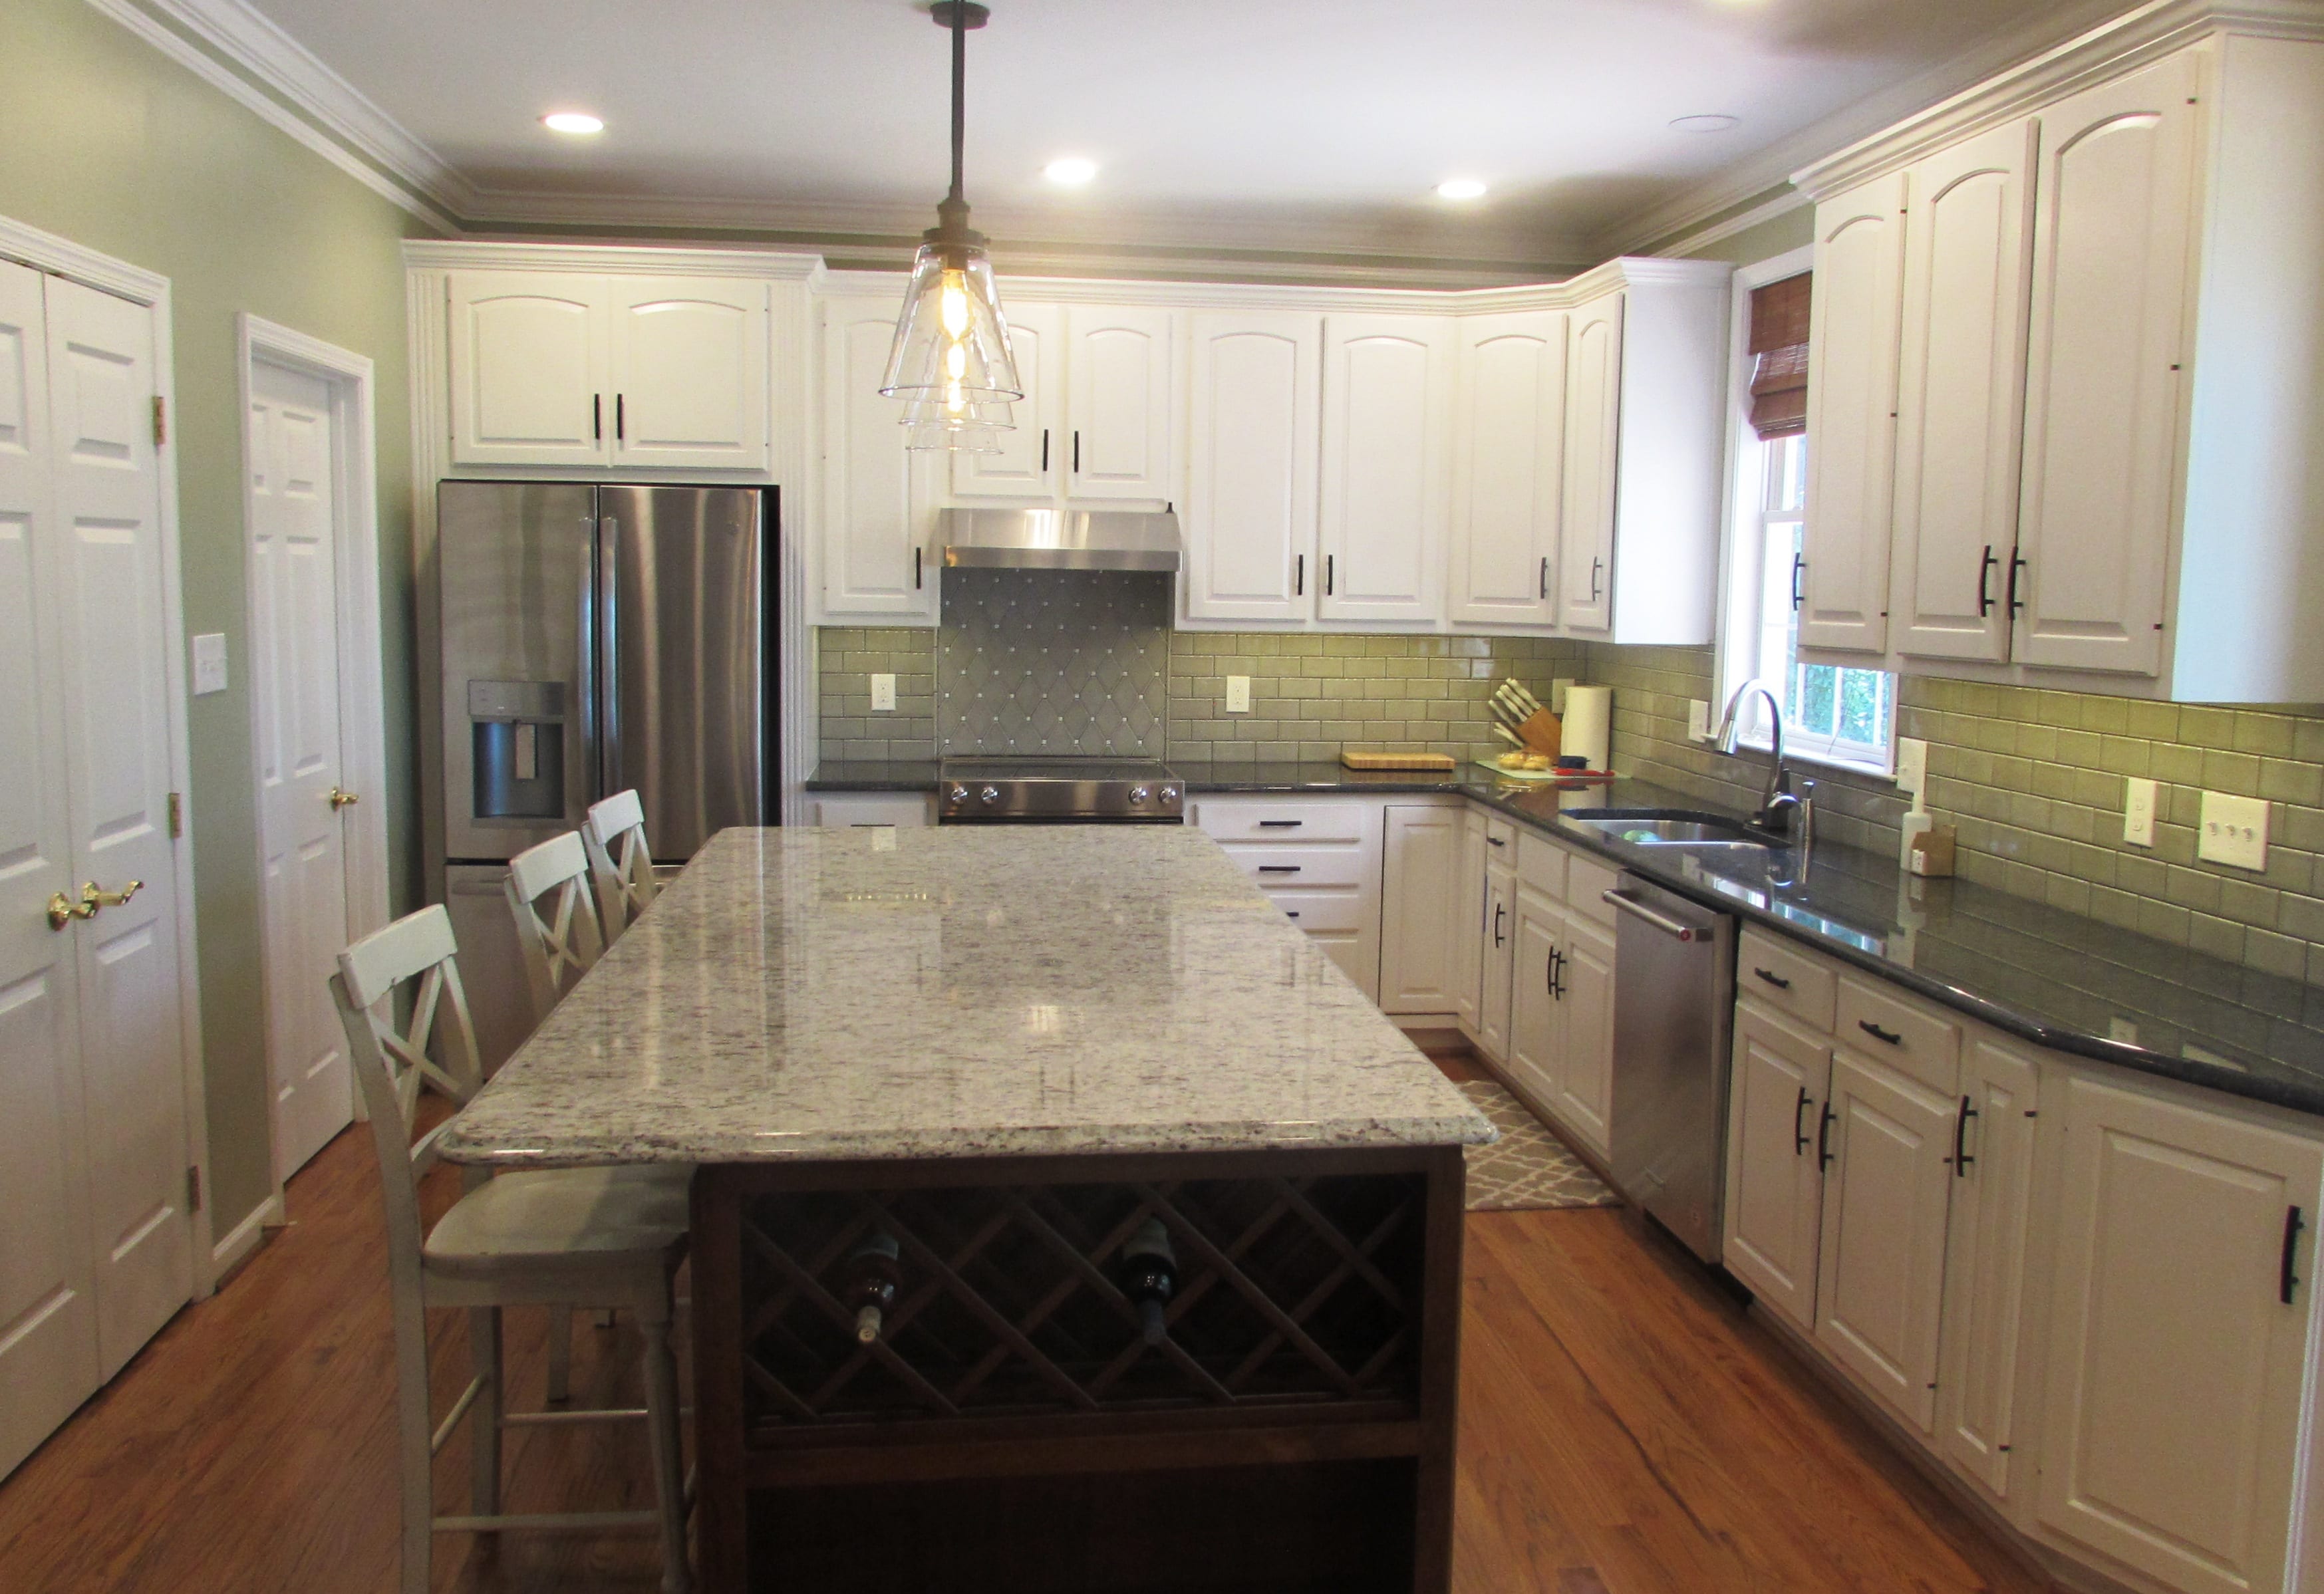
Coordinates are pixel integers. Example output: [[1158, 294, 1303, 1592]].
[[940, 507, 1182, 573]]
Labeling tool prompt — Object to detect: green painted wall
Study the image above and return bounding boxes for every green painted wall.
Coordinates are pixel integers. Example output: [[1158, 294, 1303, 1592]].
[[1663, 186, 1815, 267], [0, 0, 436, 1236]]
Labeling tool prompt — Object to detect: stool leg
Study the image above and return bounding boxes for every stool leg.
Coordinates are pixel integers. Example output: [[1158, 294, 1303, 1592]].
[[392, 1293, 433, 1594], [639, 1306, 691, 1594], [470, 1306, 503, 1522], [545, 1303, 573, 1403]]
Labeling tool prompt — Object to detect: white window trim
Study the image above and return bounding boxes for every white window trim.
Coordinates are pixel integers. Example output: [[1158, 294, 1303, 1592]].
[[1710, 243, 1900, 783]]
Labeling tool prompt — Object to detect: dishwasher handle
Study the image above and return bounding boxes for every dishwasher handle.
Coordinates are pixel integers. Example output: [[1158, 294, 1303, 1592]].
[[1602, 888, 1701, 942]]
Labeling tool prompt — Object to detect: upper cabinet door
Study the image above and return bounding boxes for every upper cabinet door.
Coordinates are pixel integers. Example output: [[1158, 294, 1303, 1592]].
[[448, 272, 612, 466], [1557, 292, 1622, 634], [1800, 174, 1906, 654], [1183, 311, 1320, 622], [950, 301, 1064, 499], [821, 297, 937, 621], [607, 275, 770, 471], [1066, 305, 1175, 501], [1318, 315, 1449, 624], [1448, 311, 1566, 629], [2013, 51, 2199, 676], [1893, 123, 2036, 664]]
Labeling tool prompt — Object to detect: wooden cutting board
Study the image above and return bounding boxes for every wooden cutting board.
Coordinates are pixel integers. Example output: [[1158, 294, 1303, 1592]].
[[1340, 751, 1458, 771]]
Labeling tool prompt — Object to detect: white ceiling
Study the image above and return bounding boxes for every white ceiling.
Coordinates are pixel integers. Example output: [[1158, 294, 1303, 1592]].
[[241, 0, 2132, 272]]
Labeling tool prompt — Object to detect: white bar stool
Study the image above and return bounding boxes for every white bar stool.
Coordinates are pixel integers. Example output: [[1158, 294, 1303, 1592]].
[[583, 788, 660, 942], [505, 831, 607, 1025]]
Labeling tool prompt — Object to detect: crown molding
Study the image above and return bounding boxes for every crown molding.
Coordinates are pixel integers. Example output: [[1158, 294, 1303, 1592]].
[[403, 237, 827, 283]]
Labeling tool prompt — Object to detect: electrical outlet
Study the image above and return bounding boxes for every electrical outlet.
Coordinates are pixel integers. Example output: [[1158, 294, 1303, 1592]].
[[1687, 700, 1709, 741], [2123, 777, 2158, 847], [2108, 1017, 2140, 1045], [870, 672, 897, 712], [191, 633, 228, 696], [1225, 675, 1251, 714], [2197, 790, 2269, 870], [1895, 737, 1928, 797], [1551, 678, 1574, 715]]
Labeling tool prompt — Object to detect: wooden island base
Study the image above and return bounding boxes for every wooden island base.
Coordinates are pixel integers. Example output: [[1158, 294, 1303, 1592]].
[[692, 1144, 1467, 1593]]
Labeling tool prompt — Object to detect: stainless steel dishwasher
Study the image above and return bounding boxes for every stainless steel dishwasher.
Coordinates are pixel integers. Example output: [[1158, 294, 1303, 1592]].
[[1602, 872, 1737, 1263]]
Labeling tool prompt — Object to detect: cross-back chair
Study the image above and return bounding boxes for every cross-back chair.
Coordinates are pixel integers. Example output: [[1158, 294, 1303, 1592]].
[[331, 905, 693, 1594], [506, 831, 607, 1025], [583, 788, 660, 940]]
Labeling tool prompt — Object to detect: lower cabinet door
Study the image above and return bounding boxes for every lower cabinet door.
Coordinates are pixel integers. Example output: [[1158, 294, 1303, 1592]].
[[1813, 1048, 1956, 1434], [1551, 910, 1615, 1157], [1477, 868, 1515, 1061], [2036, 1075, 2323, 1594], [1453, 815, 1486, 1031], [1504, 888, 1561, 1108], [1380, 804, 1464, 1013], [1723, 1001, 1830, 1332], [1936, 1039, 2038, 1501]]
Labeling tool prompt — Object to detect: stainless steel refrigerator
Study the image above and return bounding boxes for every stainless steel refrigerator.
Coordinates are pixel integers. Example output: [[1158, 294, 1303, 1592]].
[[431, 481, 774, 1067]]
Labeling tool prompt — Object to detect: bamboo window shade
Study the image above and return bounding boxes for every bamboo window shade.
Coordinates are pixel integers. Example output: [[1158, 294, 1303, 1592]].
[[1747, 273, 1813, 440]]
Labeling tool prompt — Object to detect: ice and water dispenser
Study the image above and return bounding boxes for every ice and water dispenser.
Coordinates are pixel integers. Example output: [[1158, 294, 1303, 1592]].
[[467, 679, 568, 821]]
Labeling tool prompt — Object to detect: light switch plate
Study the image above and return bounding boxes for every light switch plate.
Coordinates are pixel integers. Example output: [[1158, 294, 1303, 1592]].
[[1895, 737, 1928, 797], [2198, 790, 2269, 870], [191, 632, 227, 696], [1225, 675, 1251, 714], [2123, 777, 2158, 847], [870, 672, 896, 712], [1687, 700, 1709, 741]]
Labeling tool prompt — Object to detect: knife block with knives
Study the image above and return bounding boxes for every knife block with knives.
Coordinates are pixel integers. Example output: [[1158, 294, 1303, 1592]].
[[1491, 680, 1562, 758]]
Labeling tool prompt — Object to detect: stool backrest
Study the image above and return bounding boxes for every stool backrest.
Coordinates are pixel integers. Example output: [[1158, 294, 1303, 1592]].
[[506, 831, 605, 1024], [583, 788, 658, 938]]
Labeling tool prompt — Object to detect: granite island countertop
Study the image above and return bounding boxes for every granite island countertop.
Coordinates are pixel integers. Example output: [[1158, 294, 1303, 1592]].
[[440, 825, 1495, 1168]]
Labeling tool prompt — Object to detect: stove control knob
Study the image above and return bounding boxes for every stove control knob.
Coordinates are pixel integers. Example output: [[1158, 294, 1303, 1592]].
[[1128, 785, 1149, 804], [948, 785, 969, 805], [980, 785, 1001, 806], [1159, 786, 1180, 804]]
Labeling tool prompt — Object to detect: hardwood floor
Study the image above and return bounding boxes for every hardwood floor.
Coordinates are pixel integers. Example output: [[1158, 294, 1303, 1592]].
[[0, 1071, 2055, 1593]]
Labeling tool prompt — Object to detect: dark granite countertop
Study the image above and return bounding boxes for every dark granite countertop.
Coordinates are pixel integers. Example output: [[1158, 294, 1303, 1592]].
[[804, 759, 940, 792], [1174, 759, 1478, 795]]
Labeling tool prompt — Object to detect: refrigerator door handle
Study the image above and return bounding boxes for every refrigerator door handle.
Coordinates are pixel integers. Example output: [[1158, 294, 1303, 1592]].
[[576, 515, 600, 822], [599, 516, 620, 799]]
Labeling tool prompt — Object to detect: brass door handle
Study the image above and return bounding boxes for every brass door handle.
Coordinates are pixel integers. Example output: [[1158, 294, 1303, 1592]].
[[47, 892, 94, 931], [329, 787, 359, 809], [80, 879, 142, 915]]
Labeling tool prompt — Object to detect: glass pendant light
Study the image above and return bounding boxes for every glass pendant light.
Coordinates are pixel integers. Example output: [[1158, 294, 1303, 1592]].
[[881, 0, 1023, 450]]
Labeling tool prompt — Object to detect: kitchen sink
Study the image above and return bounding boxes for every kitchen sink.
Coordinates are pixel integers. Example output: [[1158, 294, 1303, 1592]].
[[1554, 808, 1784, 851]]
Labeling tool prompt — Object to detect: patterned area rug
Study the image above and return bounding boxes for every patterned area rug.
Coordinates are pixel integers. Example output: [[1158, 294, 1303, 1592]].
[[1460, 1079, 1622, 1212]]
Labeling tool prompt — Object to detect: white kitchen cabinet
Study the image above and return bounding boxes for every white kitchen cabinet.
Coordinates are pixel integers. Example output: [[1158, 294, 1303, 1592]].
[[821, 296, 939, 621], [1318, 315, 1451, 624], [1891, 122, 2036, 665], [1723, 999, 1831, 1333], [950, 302, 1175, 504], [1505, 884, 1561, 1107], [1552, 911, 1616, 1156], [1936, 1037, 2039, 1502], [950, 301, 1063, 499], [1379, 803, 1465, 1015], [1452, 808, 1487, 1031], [2011, 51, 2198, 678], [1447, 311, 1566, 628], [1182, 311, 1321, 623], [1191, 795, 1382, 1000], [1799, 174, 1906, 656], [1556, 291, 1621, 635], [448, 270, 770, 470], [810, 793, 934, 828], [2036, 1073, 2323, 1594], [1477, 848, 1517, 1062]]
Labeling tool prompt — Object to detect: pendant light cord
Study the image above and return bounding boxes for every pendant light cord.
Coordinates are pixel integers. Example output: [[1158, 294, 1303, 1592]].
[[949, 1, 966, 206]]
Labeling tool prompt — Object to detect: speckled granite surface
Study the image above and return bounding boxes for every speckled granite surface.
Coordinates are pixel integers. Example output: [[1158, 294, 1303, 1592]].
[[440, 826, 1495, 1168]]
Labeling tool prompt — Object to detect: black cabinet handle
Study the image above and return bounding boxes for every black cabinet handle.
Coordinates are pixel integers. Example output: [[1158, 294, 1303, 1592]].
[[914, 545, 923, 590], [2285, 1206, 2305, 1304], [2007, 549, 2028, 615], [1486, 835, 1506, 848], [1493, 902, 1506, 948], [1258, 864, 1301, 874], [1326, 554, 1336, 597], [1547, 947, 1566, 999], [1294, 553, 1304, 597], [1258, 819, 1302, 829], [1790, 553, 1805, 612], [1858, 1019, 1902, 1046], [1284, 910, 1300, 920], [1539, 555, 1550, 600], [593, 393, 603, 441], [1753, 967, 1793, 991], [1977, 544, 1997, 618], [1590, 555, 1604, 602], [1073, 430, 1081, 473], [1953, 1095, 1977, 1178], [1817, 1101, 1838, 1170], [1794, 1087, 1813, 1156], [615, 392, 625, 442], [1041, 429, 1050, 472]]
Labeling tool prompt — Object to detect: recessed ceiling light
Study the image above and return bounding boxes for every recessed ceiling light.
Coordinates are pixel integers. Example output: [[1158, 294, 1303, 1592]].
[[1436, 178, 1489, 201], [1044, 157, 1099, 186], [1670, 114, 1740, 134], [542, 112, 605, 136]]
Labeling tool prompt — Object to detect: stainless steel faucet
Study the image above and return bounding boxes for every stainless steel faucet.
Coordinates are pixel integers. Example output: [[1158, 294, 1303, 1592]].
[[1713, 681, 1813, 847]]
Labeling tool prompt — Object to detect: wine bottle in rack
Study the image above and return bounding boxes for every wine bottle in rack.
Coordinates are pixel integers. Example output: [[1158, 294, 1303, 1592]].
[[1122, 1217, 1178, 1346], [843, 1230, 902, 1344]]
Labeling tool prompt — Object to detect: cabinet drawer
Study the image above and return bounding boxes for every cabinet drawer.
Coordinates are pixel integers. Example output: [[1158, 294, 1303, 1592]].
[[1262, 889, 1369, 933], [1221, 845, 1368, 889], [1739, 930, 1838, 1031], [1517, 831, 1568, 898], [1484, 815, 1517, 853], [1195, 800, 1368, 844], [1566, 853, 1622, 928], [1837, 975, 1961, 1094]]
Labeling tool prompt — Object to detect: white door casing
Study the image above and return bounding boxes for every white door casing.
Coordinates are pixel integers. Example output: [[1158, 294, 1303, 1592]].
[[1183, 311, 1320, 622], [1448, 310, 1566, 629]]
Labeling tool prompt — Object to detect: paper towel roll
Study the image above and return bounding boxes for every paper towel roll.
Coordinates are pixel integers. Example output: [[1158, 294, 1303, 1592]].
[[1562, 685, 1612, 771]]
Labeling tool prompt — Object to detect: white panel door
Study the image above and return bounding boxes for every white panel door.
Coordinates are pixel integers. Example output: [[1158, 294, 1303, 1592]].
[[1447, 311, 1565, 628], [1552, 909, 1615, 1158], [607, 275, 770, 471], [1800, 173, 1906, 654], [1894, 123, 2036, 664], [1504, 887, 1560, 1107], [1938, 1038, 2039, 1501], [1379, 804, 1462, 1013], [1318, 314, 1449, 623], [46, 277, 194, 1378], [2038, 1075, 2321, 1594], [447, 272, 610, 467], [1066, 304, 1173, 501], [1813, 1047, 1955, 1434], [1723, 1001, 1828, 1332], [1476, 866, 1515, 1062], [1557, 292, 1622, 634], [950, 301, 1063, 499], [0, 260, 100, 1481], [247, 360, 353, 1182], [1183, 311, 1319, 622], [2014, 52, 2200, 676], [822, 298, 937, 620]]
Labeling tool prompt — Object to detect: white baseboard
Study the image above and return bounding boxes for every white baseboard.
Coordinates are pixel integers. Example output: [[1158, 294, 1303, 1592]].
[[211, 1192, 284, 1277], [1392, 1013, 1462, 1035]]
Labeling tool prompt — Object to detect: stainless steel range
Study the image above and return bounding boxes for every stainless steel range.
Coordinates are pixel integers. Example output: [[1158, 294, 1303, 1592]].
[[937, 756, 1185, 824]]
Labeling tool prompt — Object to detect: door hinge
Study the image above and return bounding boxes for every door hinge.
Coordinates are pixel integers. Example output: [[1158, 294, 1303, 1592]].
[[168, 791, 184, 839], [186, 1164, 202, 1214], [152, 396, 167, 448]]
